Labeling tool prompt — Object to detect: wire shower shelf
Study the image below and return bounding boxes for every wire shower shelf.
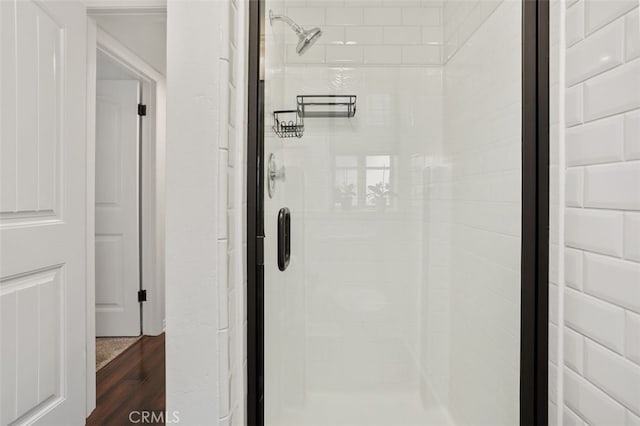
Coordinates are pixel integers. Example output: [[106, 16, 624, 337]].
[[297, 95, 357, 118]]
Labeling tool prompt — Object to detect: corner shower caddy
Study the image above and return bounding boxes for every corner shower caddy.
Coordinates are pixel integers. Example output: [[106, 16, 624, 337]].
[[272, 95, 357, 139], [272, 110, 304, 138]]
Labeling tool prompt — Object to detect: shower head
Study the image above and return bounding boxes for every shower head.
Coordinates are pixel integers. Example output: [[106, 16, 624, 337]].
[[296, 27, 322, 55], [269, 10, 323, 55]]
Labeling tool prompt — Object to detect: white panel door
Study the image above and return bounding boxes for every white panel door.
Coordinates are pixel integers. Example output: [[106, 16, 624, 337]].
[[95, 80, 141, 337], [0, 1, 87, 424]]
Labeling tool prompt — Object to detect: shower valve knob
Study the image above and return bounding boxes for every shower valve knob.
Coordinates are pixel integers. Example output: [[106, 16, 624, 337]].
[[267, 153, 285, 198], [270, 166, 286, 181]]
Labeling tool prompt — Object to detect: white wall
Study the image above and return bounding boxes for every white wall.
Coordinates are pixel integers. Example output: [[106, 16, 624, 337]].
[[165, 0, 246, 423], [165, 1, 220, 423], [216, 0, 248, 424], [93, 14, 167, 75], [549, 1, 640, 425], [96, 50, 139, 79]]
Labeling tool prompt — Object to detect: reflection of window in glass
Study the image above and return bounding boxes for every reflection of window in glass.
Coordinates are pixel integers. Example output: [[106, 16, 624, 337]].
[[366, 155, 391, 168], [333, 154, 395, 210], [365, 156, 392, 207], [334, 156, 358, 210]]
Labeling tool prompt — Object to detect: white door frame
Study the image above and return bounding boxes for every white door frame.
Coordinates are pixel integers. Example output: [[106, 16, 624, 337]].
[[85, 15, 166, 416]]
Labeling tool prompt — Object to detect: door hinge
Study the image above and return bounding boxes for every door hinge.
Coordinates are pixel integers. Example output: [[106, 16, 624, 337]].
[[138, 289, 147, 302], [138, 104, 147, 116]]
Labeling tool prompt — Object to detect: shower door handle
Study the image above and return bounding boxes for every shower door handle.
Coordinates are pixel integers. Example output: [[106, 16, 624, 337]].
[[278, 207, 291, 271]]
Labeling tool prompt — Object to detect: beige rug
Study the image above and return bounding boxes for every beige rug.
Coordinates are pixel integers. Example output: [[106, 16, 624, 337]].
[[96, 336, 141, 371]]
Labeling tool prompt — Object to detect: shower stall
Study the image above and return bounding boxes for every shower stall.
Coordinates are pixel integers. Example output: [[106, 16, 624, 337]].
[[247, 0, 549, 425]]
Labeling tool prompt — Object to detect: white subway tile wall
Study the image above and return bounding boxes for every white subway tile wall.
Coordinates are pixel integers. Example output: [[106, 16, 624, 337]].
[[566, 1, 584, 46], [627, 111, 640, 159], [550, 0, 640, 424], [282, 0, 444, 65], [626, 212, 640, 261], [217, 0, 247, 425], [442, 0, 502, 62], [437, 1, 522, 424]]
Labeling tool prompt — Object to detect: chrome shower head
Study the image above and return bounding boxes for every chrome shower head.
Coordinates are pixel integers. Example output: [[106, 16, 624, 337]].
[[296, 27, 322, 55], [269, 10, 323, 55]]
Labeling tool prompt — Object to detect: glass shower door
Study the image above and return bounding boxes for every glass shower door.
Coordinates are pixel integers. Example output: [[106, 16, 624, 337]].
[[261, 1, 524, 425]]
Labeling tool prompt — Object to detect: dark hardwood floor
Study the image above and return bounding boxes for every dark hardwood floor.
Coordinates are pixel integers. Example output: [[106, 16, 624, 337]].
[[86, 334, 165, 426]]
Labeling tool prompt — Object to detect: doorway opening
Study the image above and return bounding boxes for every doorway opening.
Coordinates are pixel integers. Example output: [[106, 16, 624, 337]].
[[94, 48, 144, 340], [85, 10, 167, 422], [94, 48, 144, 374]]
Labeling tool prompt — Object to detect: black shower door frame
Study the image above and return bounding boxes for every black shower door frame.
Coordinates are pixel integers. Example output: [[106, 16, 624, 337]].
[[246, 1, 550, 424]]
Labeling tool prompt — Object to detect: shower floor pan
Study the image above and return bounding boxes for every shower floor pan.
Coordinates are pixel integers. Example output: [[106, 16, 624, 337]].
[[278, 389, 453, 426]]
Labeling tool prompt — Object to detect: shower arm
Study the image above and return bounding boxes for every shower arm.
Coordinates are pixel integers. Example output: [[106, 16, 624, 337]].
[[269, 11, 305, 36]]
